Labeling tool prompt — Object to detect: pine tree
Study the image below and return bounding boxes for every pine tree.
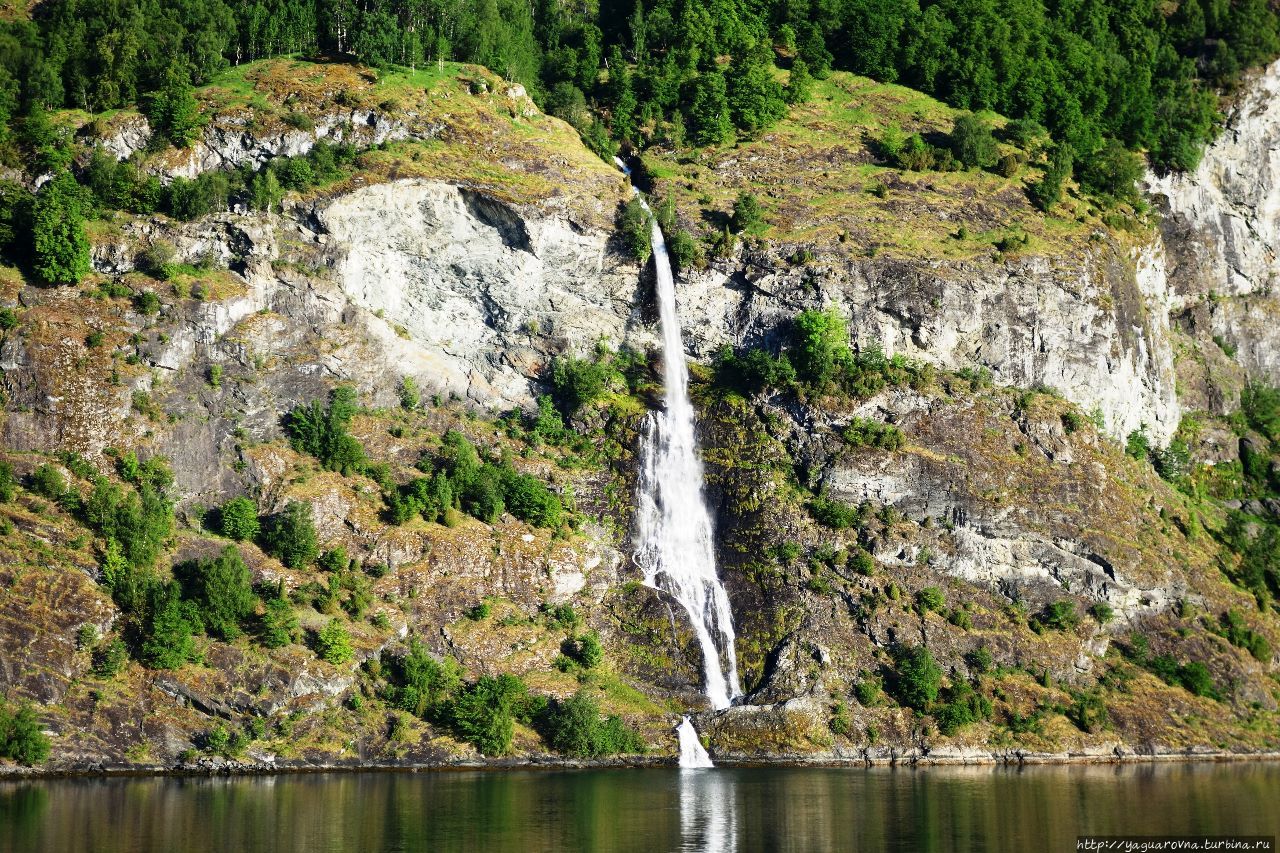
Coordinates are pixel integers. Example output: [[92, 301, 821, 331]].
[[685, 71, 732, 146], [32, 171, 90, 285], [148, 65, 201, 148]]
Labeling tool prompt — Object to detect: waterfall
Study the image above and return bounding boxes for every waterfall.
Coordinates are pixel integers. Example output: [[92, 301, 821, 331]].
[[677, 716, 714, 769], [617, 159, 739, 767], [631, 205, 742, 714]]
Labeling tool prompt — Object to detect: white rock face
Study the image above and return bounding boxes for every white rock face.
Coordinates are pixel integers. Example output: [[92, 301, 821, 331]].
[[677, 242, 1182, 443], [1146, 59, 1280, 389], [1147, 59, 1280, 301], [318, 180, 649, 408]]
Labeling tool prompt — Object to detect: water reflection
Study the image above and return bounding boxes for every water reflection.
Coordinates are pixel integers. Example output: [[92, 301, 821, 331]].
[[1, 763, 1277, 852], [679, 769, 738, 853]]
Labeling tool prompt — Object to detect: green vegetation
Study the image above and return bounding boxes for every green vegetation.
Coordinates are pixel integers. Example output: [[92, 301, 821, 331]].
[[842, 418, 904, 451], [544, 690, 644, 757], [450, 674, 527, 756], [315, 618, 354, 665], [217, 496, 259, 541], [386, 429, 566, 530], [32, 171, 91, 285], [1032, 600, 1080, 633], [261, 501, 318, 570], [0, 700, 51, 766], [617, 197, 652, 263], [285, 386, 366, 476], [887, 644, 942, 710], [176, 545, 256, 642]]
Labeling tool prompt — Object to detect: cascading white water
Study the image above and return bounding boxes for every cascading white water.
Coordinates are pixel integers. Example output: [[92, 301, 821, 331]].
[[630, 193, 743, 715], [677, 716, 714, 769]]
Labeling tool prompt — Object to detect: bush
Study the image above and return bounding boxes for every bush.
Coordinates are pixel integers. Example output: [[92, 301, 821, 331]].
[[730, 192, 765, 235], [1034, 600, 1080, 632], [966, 646, 994, 673], [544, 690, 644, 757], [790, 308, 850, 390], [501, 469, 564, 529], [1088, 601, 1115, 624], [261, 502, 318, 569], [285, 386, 366, 475], [1222, 610, 1272, 662], [889, 644, 942, 710], [0, 461, 14, 503], [617, 197, 652, 262], [450, 674, 526, 756], [29, 464, 66, 500], [551, 356, 612, 416], [562, 633, 604, 669], [950, 113, 998, 169], [260, 593, 298, 649], [808, 496, 858, 529], [91, 638, 128, 678], [179, 545, 256, 641], [398, 376, 420, 410], [932, 680, 992, 735], [1079, 138, 1143, 206], [713, 346, 796, 396], [82, 476, 174, 570], [842, 417, 904, 450], [315, 618, 353, 665], [0, 700, 51, 765], [139, 581, 197, 669], [219, 496, 259, 541], [915, 587, 946, 614], [390, 641, 463, 720]]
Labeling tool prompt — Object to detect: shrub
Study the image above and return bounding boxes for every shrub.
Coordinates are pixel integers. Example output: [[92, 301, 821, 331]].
[[398, 376, 420, 410], [29, 464, 66, 500], [390, 641, 463, 720], [1034, 600, 1080, 632], [550, 356, 612, 416], [261, 502, 318, 569], [316, 618, 353, 665], [0, 701, 51, 765], [179, 545, 256, 641], [932, 680, 992, 735], [219, 496, 259, 541], [713, 346, 795, 396], [0, 461, 14, 503], [91, 638, 128, 678], [450, 674, 527, 756], [562, 633, 604, 669], [260, 594, 298, 649], [82, 476, 174, 570], [1088, 601, 1115, 624], [285, 386, 366, 475], [730, 192, 765, 235], [842, 417, 904, 450], [967, 646, 994, 673], [139, 581, 197, 669], [830, 701, 852, 736], [950, 113, 998, 169], [617, 197, 652, 262], [915, 587, 946, 614], [501, 469, 564, 529], [790, 308, 850, 390], [889, 644, 942, 710], [544, 690, 644, 757], [808, 496, 857, 529]]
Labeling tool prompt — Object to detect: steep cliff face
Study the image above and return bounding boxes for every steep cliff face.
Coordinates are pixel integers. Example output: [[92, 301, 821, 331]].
[[1148, 59, 1280, 410], [673, 238, 1181, 444]]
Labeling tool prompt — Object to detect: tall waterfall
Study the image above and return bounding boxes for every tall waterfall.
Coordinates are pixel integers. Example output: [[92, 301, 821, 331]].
[[632, 204, 743, 714]]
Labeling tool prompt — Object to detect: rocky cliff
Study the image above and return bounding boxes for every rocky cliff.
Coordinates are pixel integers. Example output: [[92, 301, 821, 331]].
[[0, 57, 1278, 774]]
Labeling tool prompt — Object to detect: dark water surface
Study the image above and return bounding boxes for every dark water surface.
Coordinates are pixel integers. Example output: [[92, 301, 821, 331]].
[[2, 762, 1277, 852]]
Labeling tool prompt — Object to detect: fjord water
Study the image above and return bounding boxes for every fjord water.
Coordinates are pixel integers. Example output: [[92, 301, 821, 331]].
[[4, 763, 1279, 853], [632, 207, 741, 712]]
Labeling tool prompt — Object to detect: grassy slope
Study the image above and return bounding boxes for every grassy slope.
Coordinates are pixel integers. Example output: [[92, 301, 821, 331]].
[[642, 71, 1124, 263]]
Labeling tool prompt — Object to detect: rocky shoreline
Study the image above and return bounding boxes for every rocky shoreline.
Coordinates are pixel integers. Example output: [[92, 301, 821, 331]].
[[4, 748, 1279, 780]]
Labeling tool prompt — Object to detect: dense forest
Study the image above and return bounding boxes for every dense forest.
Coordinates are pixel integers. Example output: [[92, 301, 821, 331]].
[[0, 0, 1278, 172]]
